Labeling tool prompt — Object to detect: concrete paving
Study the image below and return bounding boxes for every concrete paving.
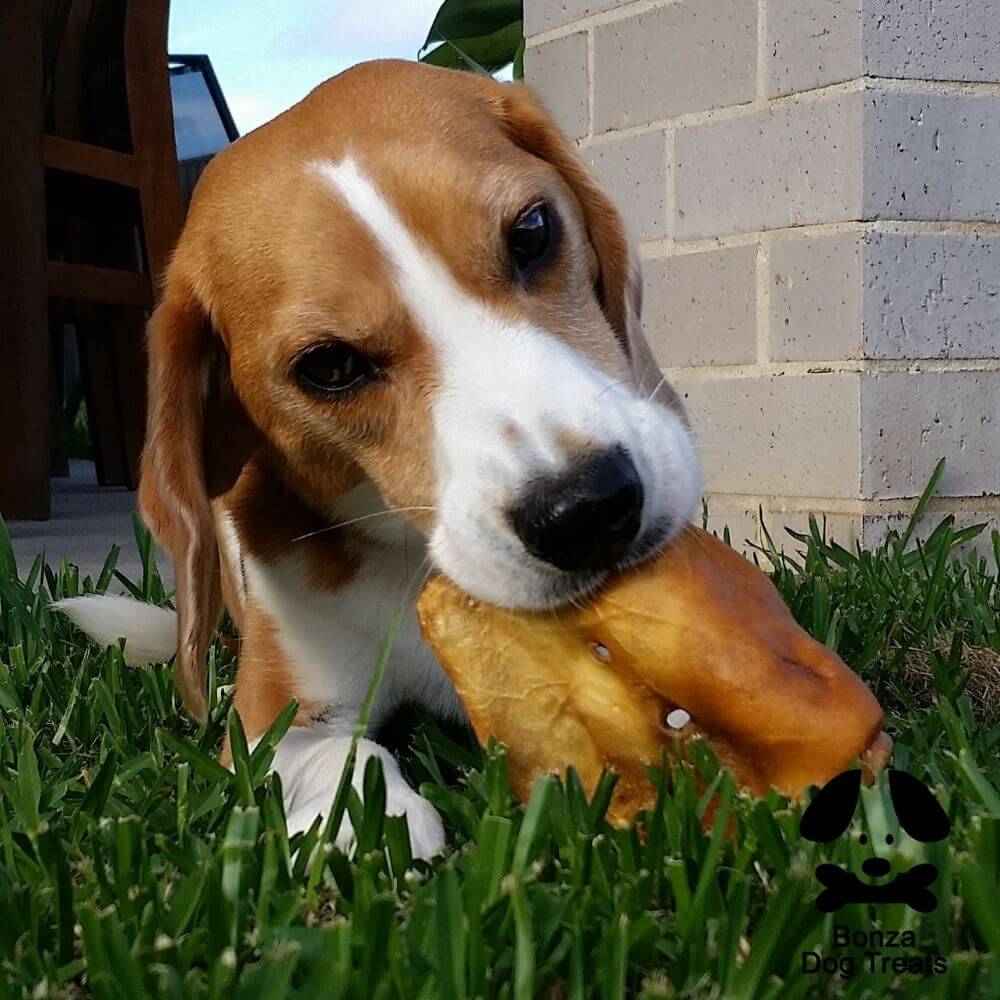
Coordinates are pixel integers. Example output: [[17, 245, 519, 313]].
[[7, 461, 172, 586]]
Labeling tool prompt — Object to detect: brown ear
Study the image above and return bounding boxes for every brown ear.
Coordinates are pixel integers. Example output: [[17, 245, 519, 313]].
[[139, 274, 254, 721], [493, 84, 680, 408]]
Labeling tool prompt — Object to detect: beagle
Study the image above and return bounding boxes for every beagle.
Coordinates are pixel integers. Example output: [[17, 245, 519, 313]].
[[58, 60, 701, 859]]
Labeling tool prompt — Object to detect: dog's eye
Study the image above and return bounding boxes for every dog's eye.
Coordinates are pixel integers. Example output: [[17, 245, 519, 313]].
[[509, 204, 555, 276], [293, 342, 374, 396]]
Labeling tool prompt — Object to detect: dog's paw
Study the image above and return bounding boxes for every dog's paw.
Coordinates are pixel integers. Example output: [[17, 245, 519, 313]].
[[284, 785, 445, 861], [386, 785, 446, 861], [275, 731, 445, 862]]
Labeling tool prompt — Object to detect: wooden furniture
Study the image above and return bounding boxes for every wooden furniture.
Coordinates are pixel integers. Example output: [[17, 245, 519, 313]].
[[0, 0, 184, 519]]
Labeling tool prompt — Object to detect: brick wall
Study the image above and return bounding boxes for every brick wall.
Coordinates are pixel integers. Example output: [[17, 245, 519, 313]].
[[524, 0, 1000, 552]]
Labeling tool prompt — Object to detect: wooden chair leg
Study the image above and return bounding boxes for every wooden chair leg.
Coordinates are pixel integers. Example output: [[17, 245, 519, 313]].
[[0, 0, 50, 519], [76, 307, 129, 487], [49, 324, 69, 477], [108, 306, 148, 487], [97, 216, 149, 490], [126, 0, 185, 287]]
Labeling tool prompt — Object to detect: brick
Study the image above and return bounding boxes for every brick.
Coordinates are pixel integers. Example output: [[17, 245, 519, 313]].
[[864, 91, 1000, 223], [523, 33, 589, 141], [643, 246, 757, 367], [862, 509, 999, 561], [863, 1, 1000, 84], [702, 504, 862, 560], [674, 93, 862, 240], [674, 373, 861, 497], [766, 0, 861, 99], [765, 509, 862, 550], [593, 0, 756, 132], [524, 0, 620, 37], [863, 233, 1000, 360], [702, 503, 761, 554], [582, 132, 668, 241], [769, 231, 1000, 362], [861, 372, 1000, 499], [769, 234, 864, 362]]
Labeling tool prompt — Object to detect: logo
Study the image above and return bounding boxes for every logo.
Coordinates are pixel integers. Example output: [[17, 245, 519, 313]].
[[797, 768, 952, 980], [799, 767, 951, 913]]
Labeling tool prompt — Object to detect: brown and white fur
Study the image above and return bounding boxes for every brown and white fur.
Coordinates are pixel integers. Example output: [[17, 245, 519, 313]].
[[58, 60, 701, 859]]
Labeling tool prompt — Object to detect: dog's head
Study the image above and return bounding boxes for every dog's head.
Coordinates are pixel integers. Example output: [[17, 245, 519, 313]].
[[799, 768, 951, 912], [139, 60, 700, 716]]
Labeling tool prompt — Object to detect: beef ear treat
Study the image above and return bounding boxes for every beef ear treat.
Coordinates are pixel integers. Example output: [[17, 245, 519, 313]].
[[418, 527, 892, 826]]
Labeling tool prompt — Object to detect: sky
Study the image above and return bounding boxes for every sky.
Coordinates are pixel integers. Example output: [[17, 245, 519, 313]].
[[168, 0, 444, 135]]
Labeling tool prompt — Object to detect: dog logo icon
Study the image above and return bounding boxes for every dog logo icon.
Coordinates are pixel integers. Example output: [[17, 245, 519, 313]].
[[799, 769, 950, 913]]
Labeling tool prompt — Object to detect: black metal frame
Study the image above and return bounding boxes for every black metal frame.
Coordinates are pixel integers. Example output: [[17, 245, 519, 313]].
[[167, 53, 240, 144]]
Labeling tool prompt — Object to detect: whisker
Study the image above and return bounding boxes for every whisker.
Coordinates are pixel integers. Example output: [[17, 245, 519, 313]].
[[291, 506, 438, 543], [403, 554, 435, 607], [596, 379, 630, 400], [647, 376, 667, 403]]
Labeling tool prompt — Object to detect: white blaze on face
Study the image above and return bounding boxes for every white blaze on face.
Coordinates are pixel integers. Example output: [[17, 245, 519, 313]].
[[311, 157, 701, 608]]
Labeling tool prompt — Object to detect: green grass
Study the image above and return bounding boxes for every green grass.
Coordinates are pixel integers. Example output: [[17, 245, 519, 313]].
[[64, 403, 94, 463], [1, 463, 999, 998]]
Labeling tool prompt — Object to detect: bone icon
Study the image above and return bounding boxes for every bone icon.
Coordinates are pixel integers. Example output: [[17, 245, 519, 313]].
[[814, 861, 939, 913]]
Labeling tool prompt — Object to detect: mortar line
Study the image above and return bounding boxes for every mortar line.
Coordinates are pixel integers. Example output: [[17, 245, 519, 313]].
[[665, 359, 1000, 381], [702, 493, 1000, 516], [586, 28, 595, 140], [870, 219, 1000, 236], [583, 78, 864, 145], [663, 128, 676, 246], [639, 222, 868, 257], [869, 76, 1000, 98], [755, 0, 768, 102], [755, 237, 771, 365], [579, 73, 1000, 148], [525, 0, 686, 47], [637, 218, 1000, 257]]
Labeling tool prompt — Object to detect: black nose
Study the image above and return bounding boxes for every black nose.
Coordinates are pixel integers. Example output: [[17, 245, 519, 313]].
[[862, 857, 891, 878], [509, 446, 644, 572]]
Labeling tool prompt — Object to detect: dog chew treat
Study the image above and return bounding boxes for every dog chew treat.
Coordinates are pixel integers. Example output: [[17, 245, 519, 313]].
[[418, 527, 892, 826]]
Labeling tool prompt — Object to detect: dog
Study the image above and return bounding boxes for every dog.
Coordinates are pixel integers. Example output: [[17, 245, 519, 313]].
[[58, 60, 701, 859], [799, 767, 951, 912]]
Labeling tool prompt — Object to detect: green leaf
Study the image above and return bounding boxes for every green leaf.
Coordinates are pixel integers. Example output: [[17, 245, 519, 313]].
[[729, 869, 809, 1000], [509, 875, 535, 1000], [422, 0, 522, 49], [249, 699, 298, 783], [421, 19, 523, 73], [0, 514, 17, 581], [80, 749, 119, 818], [961, 861, 1000, 956], [159, 728, 233, 784], [13, 726, 42, 835], [435, 865, 466, 1000], [513, 775, 556, 873], [899, 456, 946, 550], [228, 707, 256, 808]]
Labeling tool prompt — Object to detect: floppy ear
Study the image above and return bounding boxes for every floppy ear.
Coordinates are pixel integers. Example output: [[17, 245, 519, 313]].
[[799, 769, 862, 842], [139, 274, 255, 721], [494, 85, 678, 407], [888, 769, 951, 842]]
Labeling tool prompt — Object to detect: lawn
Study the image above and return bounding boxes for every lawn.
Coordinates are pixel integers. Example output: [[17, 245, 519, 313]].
[[1, 464, 998, 999]]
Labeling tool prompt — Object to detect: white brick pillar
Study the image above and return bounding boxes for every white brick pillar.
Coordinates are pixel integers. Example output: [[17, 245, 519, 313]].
[[524, 0, 1000, 551]]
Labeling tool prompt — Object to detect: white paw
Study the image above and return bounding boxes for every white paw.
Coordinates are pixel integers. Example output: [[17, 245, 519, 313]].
[[274, 730, 445, 862], [285, 787, 445, 861], [386, 785, 446, 861]]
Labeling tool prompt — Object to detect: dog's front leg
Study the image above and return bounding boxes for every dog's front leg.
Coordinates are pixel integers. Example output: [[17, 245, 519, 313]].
[[269, 723, 446, 860]]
